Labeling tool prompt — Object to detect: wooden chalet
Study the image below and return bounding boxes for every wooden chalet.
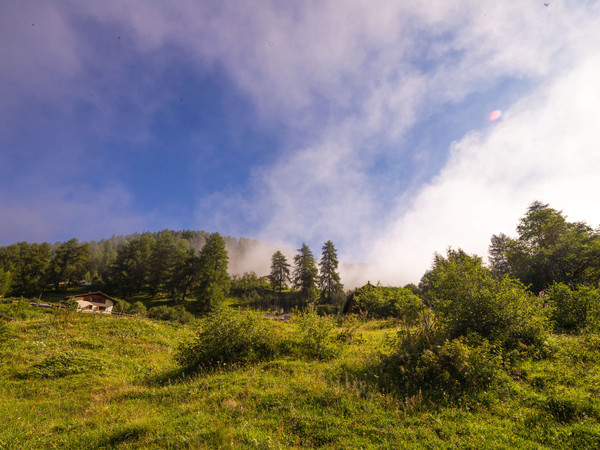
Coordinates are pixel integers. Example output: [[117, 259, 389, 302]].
[[67, 292, 118, 314]]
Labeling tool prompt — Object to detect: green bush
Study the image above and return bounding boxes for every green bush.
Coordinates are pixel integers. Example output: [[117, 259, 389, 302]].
[[112, 299, 130, 314], [547, 283, 600, 333], [175, 307, 278, 370], [423, 248, 548, 349], [63, 296, 79, 311], [335, 315, 363, 344], [352, 284, 425, 322], [316, 304, 339, 316], [128, 301, 147, 316], [383, 322, 502, 395], [291, 309, 340, 360], [148, 305, 195, 324], [51, 306, 76, 329]]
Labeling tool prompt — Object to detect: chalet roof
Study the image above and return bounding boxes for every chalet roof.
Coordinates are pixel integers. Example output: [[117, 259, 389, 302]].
[[66, 291, 118, 303]]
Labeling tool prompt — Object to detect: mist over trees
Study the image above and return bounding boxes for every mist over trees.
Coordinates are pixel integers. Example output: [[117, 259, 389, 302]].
[[0, 228, 347, 314], [0, 230, 278, 301]]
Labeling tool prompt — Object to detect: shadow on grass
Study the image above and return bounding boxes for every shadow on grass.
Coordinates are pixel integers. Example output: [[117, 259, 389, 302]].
[[140, 362, 245, 387], [335, 354, 481, 410], [142, 366, 192, 387], [97, 423, 150, 447], [142, 359, 269, 387]]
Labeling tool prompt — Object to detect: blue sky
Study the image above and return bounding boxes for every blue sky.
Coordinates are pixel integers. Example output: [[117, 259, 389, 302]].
[[2, 1, 600, 284]]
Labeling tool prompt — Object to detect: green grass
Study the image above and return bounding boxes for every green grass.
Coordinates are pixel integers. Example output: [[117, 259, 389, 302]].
[[1, 302, 600, 448]]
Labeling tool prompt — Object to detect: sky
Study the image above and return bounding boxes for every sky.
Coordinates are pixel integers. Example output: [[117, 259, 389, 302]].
[[2, 1, 600, 286]]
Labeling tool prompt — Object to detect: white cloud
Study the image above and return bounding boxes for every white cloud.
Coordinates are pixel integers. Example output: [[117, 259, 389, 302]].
[[370, 53, 600, 285], [233, 2, 599, 268], [252, 135, 376, 253]]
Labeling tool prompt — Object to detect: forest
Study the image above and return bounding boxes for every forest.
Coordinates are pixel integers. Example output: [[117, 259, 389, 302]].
[[0, 228, 346, 313], [2, 201, 600, 447]]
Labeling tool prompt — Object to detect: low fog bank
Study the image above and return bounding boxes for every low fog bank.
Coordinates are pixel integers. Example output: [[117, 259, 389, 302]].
[[226, 239, 295, 279], [227, 239, 418, 290]]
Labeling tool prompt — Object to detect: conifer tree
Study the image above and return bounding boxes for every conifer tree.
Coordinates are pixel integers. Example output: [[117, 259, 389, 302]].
[[318, 240, 343, 303], [293, 243, 318, 302], [108, 234, 154, 298], [0, 242, 50, 296], [147, 232, 187, 297], [47, 238, 90, 290], [194, 232, 230, 311], [270, 250, 290, 295]]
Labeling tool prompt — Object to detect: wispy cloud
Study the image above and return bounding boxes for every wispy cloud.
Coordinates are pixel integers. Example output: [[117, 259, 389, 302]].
[[236, 2, 600, 256]]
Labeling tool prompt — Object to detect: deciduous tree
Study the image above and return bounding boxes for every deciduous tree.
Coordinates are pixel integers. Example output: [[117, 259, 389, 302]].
[[489, 201, 600, 293], [423, 248, 547, 348]]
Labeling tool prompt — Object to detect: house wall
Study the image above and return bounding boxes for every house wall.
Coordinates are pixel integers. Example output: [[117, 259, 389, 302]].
[[76, 298, 115, 314]]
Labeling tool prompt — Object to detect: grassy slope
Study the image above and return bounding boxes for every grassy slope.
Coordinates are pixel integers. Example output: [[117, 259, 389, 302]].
[[1, 303, 600, 449]]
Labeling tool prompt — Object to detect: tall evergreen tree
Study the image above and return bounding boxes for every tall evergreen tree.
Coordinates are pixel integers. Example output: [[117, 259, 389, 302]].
[[270, 250, 290, 295], [0, 242, 50, 296], [47, 238, 90, 290], [293, 243, 318, 302], [318, 240, 343, 303], [147, 232, 186, 297], [194, 232, 230, 311], [88, 239, 119, 282], [168, 248, 202, 302], [107, 234, 154, 298]]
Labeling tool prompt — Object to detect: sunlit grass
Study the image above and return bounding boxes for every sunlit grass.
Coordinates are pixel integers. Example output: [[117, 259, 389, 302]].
[[1, 303, 600, 448]]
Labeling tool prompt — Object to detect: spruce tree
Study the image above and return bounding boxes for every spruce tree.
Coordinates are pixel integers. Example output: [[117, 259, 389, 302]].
[[292, 243, 318, 303], [270, 250, 290, 295], [318, 240, 343, 303], [194, 232, 230, 311], [47, 238, 90, 290]]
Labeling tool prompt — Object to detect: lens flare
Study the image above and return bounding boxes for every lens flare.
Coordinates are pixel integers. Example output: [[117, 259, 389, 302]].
[[488, 109, 502, 121]]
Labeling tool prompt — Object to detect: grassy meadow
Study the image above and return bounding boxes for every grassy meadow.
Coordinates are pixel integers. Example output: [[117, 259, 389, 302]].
[[1, 299, 600, 449]]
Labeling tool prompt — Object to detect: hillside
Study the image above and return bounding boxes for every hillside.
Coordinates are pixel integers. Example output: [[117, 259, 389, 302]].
[[2, 300, 600, 448]]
